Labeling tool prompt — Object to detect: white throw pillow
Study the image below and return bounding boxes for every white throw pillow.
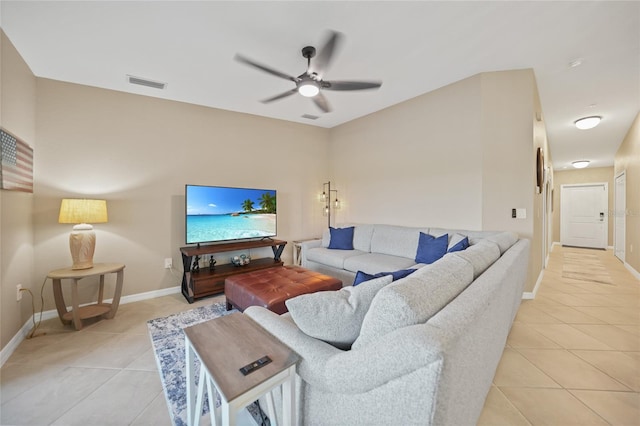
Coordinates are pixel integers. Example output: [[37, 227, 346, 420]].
[[285, 274, 394, 349]]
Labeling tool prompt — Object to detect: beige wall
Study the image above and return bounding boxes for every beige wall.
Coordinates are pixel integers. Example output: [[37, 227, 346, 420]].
[[0, 31, 37, 349], [329, 73, 484, 229], [614, 112, 640, 275], [330, 69, 547, 292], [552, 167, 614, 246], [32, 79, 331, 314]]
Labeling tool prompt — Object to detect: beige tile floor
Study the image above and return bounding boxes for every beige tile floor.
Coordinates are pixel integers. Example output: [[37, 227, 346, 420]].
[[479, 246, 639, 426], [1, 245, 638, 425]]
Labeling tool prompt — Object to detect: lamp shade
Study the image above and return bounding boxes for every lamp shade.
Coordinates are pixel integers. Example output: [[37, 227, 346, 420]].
[[59, 199, 108, 224], [59, 199, 108, 270]]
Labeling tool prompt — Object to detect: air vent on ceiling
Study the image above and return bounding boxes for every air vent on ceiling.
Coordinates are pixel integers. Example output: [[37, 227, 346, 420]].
[[301, 114, 319, 120], [127, 75, 167, 90]]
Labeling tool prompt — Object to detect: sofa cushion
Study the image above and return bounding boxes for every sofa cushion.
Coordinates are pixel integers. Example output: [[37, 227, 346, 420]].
[[343, 253, 417, 274], [353, 224, 375, 252], [285, 274, 394, 349], [485, 231, 518, 254], [306, 247, 366, 269], [353, 255, 474, 349], [451, 240, 501, 278], [415, 233, 448, 264], [447, 235, 469, 253], [353, 268, 416, 286], [370, 225, 429, 259], [328, 226, 355, 250]]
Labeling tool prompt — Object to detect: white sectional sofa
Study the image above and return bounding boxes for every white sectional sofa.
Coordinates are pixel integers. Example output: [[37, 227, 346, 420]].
[[246, 224, 530, 425], [300, 224, 504, 286]]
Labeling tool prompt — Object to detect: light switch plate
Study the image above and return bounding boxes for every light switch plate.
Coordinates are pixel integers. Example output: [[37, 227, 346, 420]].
[[516, 208, 527, 219]]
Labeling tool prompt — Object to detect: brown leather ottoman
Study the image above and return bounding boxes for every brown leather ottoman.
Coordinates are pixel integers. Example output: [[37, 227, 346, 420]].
[[225, 266, 342, 314]]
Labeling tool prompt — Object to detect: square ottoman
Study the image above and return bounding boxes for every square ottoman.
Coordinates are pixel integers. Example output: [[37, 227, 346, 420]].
[[225, 266, 342, 314]]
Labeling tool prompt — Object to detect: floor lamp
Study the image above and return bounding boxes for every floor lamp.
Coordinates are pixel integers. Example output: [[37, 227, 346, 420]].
[[321, 181, 340, 228]]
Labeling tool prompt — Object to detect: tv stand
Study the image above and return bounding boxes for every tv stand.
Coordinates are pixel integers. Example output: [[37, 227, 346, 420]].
[[180, 239, 287, 303]]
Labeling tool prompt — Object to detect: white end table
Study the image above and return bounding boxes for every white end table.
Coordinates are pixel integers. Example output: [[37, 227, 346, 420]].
[[184, 312, 299, 426], [47, 262, 125, 330], [292, 238, 320, 266]]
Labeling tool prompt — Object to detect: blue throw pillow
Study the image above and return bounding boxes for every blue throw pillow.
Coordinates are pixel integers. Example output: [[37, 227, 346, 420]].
[[387, 268, 417, 281], [328, 226, 355, 250], [415, 232, 448, 264], [447, 236, 469, 253], [353, 268, 416, 286], [353, 270, 377, 286]]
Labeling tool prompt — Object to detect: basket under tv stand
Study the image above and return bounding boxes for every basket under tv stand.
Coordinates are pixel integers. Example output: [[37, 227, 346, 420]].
[[180, 239, 287, 303]]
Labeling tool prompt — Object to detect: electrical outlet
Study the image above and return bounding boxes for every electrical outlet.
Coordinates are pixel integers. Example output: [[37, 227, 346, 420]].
[[16, 284, 22, 301], [164, 258, 173, 269]]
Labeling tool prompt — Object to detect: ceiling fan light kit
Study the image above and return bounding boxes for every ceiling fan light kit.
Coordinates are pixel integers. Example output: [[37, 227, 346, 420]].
[[574, 116, 601, 130], [235, 31, 382, 113], [298, 78, 320, 97]]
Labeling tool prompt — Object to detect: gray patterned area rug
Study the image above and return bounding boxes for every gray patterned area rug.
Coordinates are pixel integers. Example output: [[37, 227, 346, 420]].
[[147, 302, 263, 426]]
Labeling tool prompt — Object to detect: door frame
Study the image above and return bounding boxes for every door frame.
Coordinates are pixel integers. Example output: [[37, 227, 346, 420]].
[[614, 171, 626, 262]]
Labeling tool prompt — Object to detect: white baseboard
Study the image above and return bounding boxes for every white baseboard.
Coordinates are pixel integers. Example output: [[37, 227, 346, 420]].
[[1, 285, 181, 367], [624, 262, 640, 280], [522, 268, 544, 300]]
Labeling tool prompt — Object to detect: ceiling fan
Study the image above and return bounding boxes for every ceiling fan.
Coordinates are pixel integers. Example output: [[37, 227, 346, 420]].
[[235, 31, 382, 113]]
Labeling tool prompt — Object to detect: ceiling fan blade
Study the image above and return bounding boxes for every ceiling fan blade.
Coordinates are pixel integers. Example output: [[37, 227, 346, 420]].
[[261, 88, 298, 103], [310, 31, 343, 77], [312, 92, 331, 113], [322, 80, 382, 91], [235, 54, 298, 82]]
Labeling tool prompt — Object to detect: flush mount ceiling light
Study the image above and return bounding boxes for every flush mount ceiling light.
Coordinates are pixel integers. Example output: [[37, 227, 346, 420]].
[[572, 160, 590, 169], [574, 116, 601, 130]]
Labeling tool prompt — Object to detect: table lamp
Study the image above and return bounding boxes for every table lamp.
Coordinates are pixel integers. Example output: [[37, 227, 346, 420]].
[[58, 199, 108, 269]]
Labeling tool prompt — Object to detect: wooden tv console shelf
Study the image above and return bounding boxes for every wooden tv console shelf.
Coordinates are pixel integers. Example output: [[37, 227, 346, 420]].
[[180, 239, 287, 303]]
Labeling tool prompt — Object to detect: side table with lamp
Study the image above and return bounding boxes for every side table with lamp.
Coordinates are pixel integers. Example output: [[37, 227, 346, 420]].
[[50, 198, 125, 330]]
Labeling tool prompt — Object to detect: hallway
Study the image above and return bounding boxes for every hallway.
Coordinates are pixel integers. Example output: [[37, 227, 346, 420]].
[[479, 245, 639, 425]]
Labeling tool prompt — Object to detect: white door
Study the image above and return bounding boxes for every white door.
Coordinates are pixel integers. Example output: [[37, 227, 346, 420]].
[[561, 183, 608, 249], [614, 172, 626, 261]]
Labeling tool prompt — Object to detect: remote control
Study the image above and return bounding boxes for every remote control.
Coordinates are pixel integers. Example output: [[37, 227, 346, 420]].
[[239, 355, 272, 376]]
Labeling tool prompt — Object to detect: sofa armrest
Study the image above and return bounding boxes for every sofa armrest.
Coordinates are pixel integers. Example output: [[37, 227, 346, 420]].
[[323, 324, 445, 394], [299, 239, 323, 265], [244, 306, 343, 390], [247, 307, 445, 396]]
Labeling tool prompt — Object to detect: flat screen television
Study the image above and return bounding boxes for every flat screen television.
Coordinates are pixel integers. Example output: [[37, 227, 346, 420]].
[[185, 184, 277, 245]]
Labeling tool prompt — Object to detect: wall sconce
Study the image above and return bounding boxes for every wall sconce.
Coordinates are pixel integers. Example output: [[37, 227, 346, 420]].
[[320, 181, 340, 228], [59, 199, 108, 269]]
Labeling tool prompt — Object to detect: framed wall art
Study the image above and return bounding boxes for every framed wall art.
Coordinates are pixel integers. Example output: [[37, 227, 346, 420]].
[[536, 147, 544, 194], [0, 128, 33, 193]]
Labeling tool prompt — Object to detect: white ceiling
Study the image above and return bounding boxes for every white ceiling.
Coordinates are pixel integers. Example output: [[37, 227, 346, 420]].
[[2, 1, 638, 170]]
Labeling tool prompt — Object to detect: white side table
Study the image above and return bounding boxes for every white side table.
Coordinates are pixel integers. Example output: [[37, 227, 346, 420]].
[[184, 312, 299, 426], [292, 238, 320, 266], [47, 262, 125, 330]]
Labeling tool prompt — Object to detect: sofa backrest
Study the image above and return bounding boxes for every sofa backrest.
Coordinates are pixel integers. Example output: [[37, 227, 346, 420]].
[[451, 240, 501, 279], [321, 224, 375, 252], [370, 224, 430, 259], [352, 254, 474, 349]]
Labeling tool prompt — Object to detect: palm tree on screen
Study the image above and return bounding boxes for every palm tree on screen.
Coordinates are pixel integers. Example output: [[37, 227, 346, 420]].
[[241, 199, 254, 213], [259, 193, 276, 213]]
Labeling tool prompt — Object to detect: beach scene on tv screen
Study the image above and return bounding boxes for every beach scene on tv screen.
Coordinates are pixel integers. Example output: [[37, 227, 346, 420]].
[[186, 186, 276, 243]]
